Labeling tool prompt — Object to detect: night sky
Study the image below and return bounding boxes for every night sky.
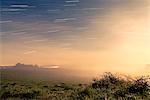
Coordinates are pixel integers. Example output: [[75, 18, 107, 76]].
[[1, 0, 150, 75]]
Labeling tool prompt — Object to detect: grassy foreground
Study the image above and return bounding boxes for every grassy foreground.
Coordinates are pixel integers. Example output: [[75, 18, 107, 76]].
[[1, 73, 150, 100]]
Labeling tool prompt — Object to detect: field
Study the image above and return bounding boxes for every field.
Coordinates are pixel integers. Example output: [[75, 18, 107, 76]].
[[1, 72, 150, 100]]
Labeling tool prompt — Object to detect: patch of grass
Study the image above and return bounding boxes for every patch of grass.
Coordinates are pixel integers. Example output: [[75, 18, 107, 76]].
[[0, 73, 150, 100]]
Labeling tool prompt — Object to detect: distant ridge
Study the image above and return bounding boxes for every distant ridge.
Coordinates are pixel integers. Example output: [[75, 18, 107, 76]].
[[0, 63, 91, 83], [15, 63, 39, 68], [0, 63, 60, 69], [0, 63, 39, 69]]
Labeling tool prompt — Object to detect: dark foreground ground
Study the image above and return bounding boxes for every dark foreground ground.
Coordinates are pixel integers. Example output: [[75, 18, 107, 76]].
[[1, 73, 150, 100]]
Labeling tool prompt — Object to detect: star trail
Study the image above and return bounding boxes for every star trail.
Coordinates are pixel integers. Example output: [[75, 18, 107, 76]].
[[1, 0, 150, 75]]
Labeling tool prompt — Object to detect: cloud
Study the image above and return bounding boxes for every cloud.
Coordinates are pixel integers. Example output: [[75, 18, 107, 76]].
[[47, 9, 60, 12], [82, 7, 104, 11], [63, 4, 77, 7], [42, 65, 60, 69], [10, 4, 35, 8], [54, 18, 77, 23], [0, 20, 13, 24], [65, 0, 80, 3], [23, 50, 36, 55], [11, 32, 27, 36], [1, 8, 27, 12]]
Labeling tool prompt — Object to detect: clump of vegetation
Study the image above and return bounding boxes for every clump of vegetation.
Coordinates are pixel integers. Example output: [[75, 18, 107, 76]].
[[89, 73, 150, 100], [1, 72, 150, 100]]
